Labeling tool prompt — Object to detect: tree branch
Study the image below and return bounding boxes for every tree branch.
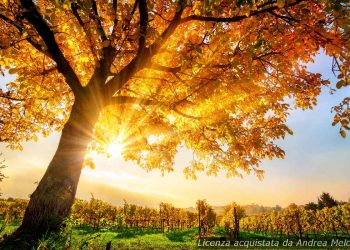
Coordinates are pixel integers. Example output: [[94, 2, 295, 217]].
[[0, 13, 51, 58], [20, 0, 83, 95], [147, 0, 186, 55], [71, 3, 98, 61], [111, 96, 203, 120], [147, 63, 182, 73], [92, 0, 107, 41], [111, 96, 158, 105], [104, 0, 186, 97], [71, 3, 85, 27], [111, 0, 118, 35], [0, 90, 71, 102], [180, 7, 275, 24], [138, 0, 148, 55], [104, 0, 304, 99], [173, 107, 202, 120], [180, 0, 304, 24]]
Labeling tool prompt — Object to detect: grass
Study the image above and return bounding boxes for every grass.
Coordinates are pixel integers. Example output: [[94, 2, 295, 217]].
[[1, 223, 199, 249], [70, 228, 199, 249], [0, 221, 19, 237], [1, 222, 350, 249], [67, 226, 199, 250]]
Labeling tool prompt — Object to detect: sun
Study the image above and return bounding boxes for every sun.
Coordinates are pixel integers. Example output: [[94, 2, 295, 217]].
[[107, 138, 124, 158]]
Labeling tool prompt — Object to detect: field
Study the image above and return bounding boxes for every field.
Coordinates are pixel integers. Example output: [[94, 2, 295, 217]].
[[1, 223, 200, 250], [1, 197, 350, 249], [2, 222, 350, 250]]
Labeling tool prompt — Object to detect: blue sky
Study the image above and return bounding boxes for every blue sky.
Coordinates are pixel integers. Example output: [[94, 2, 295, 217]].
[[0, 52, 349, 208]]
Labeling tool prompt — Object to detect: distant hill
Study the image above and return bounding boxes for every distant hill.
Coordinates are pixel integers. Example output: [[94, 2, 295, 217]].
[[185, 204, 282, 216], [240, 204, 282, 216]]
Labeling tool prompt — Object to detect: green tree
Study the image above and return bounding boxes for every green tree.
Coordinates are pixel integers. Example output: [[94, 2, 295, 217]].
[[305, 202, 318, 211], [318, 192, 338, 209]]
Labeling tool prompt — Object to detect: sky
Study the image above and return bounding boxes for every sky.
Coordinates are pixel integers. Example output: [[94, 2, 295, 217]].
[[0, 52, 350, 208]]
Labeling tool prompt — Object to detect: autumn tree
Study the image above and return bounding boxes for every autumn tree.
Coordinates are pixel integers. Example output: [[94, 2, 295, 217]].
[[220, 203, 245, 240], [197, 199, 206, 236], [0, 0, 349, 246], [241, 202, 350, 238], [196, 199, 216, 237]]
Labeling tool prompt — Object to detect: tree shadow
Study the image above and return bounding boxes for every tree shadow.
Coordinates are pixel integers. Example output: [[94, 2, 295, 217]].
[[113, 228, 162, 239], [165, 229, 196, 242], [73, 225, 99, 235]]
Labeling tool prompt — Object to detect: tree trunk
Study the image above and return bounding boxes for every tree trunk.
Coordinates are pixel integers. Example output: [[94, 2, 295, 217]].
[[198, 208, 201, 237], [2, 98, 99, 248]]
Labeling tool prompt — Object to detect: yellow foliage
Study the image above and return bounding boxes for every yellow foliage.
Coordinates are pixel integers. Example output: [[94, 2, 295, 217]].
[[0, 0, 349, 178]]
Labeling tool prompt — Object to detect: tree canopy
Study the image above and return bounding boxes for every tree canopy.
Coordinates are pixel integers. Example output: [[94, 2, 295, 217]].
[[0, 0, 349, 179], [318, 192, 338, 209]]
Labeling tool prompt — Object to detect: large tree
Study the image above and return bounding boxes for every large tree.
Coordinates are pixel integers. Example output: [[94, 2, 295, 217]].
[[0, 0, 349, 246]]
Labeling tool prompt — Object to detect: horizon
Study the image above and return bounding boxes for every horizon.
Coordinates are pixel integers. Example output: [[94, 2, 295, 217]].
[[0, 189, 345, 210]]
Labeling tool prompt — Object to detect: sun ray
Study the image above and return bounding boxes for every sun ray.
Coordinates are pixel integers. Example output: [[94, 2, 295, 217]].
[[107, 136, 125, 158]]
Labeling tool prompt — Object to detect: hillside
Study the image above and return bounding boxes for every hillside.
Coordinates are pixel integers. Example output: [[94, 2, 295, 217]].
[[185, 203, 282, 216]]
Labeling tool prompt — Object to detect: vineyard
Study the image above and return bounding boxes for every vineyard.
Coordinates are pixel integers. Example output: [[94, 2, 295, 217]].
[[1, 196, 350, 249], [241, 203, 350, 239], [70, 198, 201, 232], [0, 198, 222, 236]]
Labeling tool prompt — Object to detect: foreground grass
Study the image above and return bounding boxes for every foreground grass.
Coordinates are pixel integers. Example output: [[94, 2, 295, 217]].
[[1, 223, 199, 249], [2, 223, 350, 249], [69, 227, 198, 250]]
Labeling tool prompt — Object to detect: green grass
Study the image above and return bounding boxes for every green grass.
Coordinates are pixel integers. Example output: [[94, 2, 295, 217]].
[[69, 227, 199, 250], [0, 221, 19, 237], [1, 223, 350, 249], [1, 223, 199, 249]]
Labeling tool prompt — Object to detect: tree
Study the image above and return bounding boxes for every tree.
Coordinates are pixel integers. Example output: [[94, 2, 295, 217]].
[[196, 199, 216, 237], [241, 202, 350, 239], [220, 203, 245, 240], [318, 192, 338, 209], [0, 0, 349, 246], [304, 202, 318, 211], [196, 199, 206, 237]]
